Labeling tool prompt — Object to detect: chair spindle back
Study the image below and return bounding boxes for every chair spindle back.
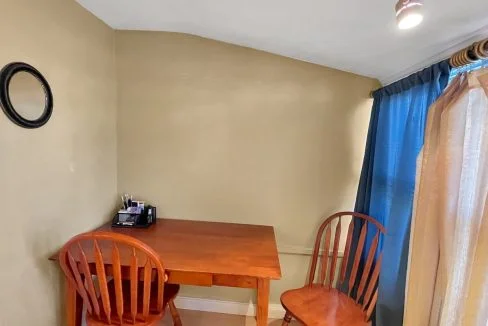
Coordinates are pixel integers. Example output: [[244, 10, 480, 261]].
[[308, 211, 386, 321], [59, 231, 167, 325]]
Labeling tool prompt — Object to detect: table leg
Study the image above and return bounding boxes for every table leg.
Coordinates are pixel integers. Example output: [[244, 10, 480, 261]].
[[65, 278, 83, 326], [256, 278, 270, 326]]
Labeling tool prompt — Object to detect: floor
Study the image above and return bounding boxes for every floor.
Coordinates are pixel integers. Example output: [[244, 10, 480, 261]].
[[160, 309, 301, 326]]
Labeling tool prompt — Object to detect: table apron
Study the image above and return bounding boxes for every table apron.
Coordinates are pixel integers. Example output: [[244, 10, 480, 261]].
[[167, 270, 213, 286], [212, 274, 257, 288], [167, 270, 258, 289], [77, 263, 263, 289]]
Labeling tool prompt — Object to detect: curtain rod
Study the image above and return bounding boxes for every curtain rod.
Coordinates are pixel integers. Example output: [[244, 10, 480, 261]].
[[449, 38, 488, 68], [369, 37, 488, 98]]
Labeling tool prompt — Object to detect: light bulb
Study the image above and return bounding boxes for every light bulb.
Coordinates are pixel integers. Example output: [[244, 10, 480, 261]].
[[398, 13, 423, 29]]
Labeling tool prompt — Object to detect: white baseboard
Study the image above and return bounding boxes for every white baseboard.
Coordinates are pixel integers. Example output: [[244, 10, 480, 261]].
[[173, 296, 286, 319]]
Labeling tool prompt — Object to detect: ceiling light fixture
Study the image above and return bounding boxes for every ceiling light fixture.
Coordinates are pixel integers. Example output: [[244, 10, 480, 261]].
[[395, 0, 424, 30]]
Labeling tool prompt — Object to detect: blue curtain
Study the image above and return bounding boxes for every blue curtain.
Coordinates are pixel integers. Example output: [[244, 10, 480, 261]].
[[353, 60, 451, 326]]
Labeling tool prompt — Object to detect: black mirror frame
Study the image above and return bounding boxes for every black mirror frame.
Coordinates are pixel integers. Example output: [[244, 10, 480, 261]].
[[0, 62, 53, 129]]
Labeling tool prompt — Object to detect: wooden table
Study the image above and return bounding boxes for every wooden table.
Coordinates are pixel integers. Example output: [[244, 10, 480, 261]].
[[49, 218, 282, 326]]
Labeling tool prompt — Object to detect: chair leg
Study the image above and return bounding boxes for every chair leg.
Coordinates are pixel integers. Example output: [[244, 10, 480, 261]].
[[282, 311, 292, 326], [169, 300, 182, 326]]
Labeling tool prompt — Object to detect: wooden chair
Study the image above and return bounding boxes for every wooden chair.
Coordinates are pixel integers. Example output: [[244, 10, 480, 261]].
[[280, 212, 386, 326], [59, 231, 182, 326]]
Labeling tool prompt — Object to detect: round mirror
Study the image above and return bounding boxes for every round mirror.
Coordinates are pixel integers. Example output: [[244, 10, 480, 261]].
[[8, 71, 47, 121], [0, 62, 53, 129]]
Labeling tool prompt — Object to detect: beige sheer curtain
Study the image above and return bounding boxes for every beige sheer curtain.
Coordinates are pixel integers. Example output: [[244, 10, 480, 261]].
[[404, 68, 488, 326]]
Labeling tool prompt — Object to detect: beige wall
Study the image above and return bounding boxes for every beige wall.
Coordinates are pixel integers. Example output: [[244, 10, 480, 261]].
[[0, 0, 117, 325], [116, 31, 379, 304], [0, 3, 378, 318]]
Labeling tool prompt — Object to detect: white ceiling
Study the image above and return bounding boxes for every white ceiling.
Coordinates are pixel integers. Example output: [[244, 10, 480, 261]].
[[77, 0, 488, 85]]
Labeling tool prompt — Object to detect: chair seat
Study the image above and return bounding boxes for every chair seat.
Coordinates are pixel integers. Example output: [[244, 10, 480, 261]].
[[280, 286, 370, 326], [87, 281, 180, 326]]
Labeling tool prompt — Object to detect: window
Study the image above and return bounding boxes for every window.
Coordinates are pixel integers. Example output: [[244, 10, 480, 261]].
[[449, 59, 488, 81]]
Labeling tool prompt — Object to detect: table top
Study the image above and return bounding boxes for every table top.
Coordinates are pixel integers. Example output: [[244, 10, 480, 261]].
[[50, 218, 281, 280]]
